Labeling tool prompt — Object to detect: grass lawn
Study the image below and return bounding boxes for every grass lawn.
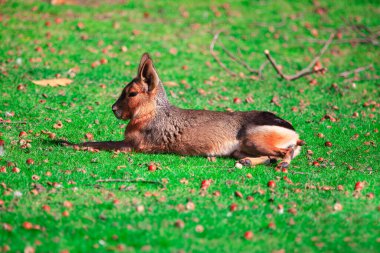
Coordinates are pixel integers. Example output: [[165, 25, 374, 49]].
[[0, 0, 379, 252]]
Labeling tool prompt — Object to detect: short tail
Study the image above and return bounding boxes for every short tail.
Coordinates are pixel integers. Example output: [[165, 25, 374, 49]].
[[297, 139, 306, 146], [292, 139, 305, 158]]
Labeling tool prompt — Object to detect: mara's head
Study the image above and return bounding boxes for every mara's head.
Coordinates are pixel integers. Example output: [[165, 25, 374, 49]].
[[112, 53, 166, 120]]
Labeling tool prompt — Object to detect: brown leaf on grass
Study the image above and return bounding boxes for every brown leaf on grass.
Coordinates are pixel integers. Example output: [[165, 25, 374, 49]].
[[85, 133, 94, 141], [180, 178, 189, 185], [68, 66, 80, 77], [321, 114, 337, 122], [32, 183, 46, 193], [24, 246, 35, 253], [271, 96, 281, 107], [32, 78, 73, 87], [333, 202, 343, 211], [319, 186, 333, 191], [163, 81, 179, 87], [53, 120, 63, 129], [3, 223, 13, 232], [169, 48, 178, 55], [51, 0, 79, 5]]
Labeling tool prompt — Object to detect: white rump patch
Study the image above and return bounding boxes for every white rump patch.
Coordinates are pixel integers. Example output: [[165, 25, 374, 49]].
[[248, 125, 299, 148]]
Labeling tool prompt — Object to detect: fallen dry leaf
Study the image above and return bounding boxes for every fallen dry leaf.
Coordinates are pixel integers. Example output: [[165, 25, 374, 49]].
[[163, 81, 179, 87], [271, 96, 281, 107], [334, 202, 343, 211], [32, 78, 73, 87]]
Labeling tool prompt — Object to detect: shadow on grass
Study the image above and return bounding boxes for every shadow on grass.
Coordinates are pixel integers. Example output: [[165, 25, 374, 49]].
[[41, 139, 75, 147]]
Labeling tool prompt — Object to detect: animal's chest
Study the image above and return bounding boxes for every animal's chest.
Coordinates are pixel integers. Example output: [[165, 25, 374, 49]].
[[125, 125, 181, 153]]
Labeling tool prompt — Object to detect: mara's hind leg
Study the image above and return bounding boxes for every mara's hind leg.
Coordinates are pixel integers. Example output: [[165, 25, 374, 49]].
[[232, 150, 277, 167], [238, 125, 303, 168], [276, 145, 295, 169], [238, 156, 275, 167], [275, 141, 304, 170]]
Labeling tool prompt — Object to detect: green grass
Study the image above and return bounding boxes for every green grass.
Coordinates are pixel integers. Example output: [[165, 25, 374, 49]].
[[0, 0, 379, 252]]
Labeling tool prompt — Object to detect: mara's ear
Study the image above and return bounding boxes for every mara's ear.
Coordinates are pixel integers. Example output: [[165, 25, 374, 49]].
[[138, 54, 159, 92], [137, 53, 151, 75]]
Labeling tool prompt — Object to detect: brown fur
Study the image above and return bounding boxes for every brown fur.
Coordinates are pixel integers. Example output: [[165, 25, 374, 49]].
[[77, 53, 304, 168]]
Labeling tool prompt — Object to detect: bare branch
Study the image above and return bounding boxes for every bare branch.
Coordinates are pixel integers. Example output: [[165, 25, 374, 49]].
[[343, 18, 373, 38], [258, 60, 269, 80], [303, 37, 373, 45], [264, 50, 288, 80], [210, 30, 239, 77], [304, 21, 379, 46], [264, 33, 334, 81], [343, 75, 380, 83], [305, 33, 335, 71], [0, 120, 27, 124], [291, 171, 312, 175], [254, 16, 287, 28], [210, 31, 261, 78], [339, 64, 374, 78], [219, 41, 259, 74]]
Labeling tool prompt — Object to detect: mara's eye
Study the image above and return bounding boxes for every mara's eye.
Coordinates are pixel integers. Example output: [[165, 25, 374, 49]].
[[128, 92, 138, 97]]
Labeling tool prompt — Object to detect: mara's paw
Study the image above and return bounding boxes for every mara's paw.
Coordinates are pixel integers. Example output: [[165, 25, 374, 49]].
[[276, 161, 289, 170], [297, 139, 306, 146], [238, 157, 273, 167], [239, 158, 252, 167]]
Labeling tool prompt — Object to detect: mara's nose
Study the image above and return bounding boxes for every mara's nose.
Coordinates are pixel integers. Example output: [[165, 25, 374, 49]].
[[112, 104, 119, 111]]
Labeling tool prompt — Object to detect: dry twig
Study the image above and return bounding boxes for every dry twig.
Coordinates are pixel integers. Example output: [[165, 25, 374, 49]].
[[343, 18, 379, 45], [304, 21, 379, 46], [210, 31, 261, 78], [210, 30, 239, 77], [0, 121, 27, 124], [219, 41, 259, 74], [254, 16, 288, 28], [339, 64, 374, 78], [343, 75, 380, 83], [264, 33, 335, 81], [303, 38, 375, 45], [258, 60, 269, 80], [291, 171, 312, 175]]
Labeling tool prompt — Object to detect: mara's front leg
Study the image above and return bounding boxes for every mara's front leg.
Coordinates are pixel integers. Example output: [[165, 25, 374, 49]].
[[79, 140, 132, 152]]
